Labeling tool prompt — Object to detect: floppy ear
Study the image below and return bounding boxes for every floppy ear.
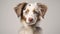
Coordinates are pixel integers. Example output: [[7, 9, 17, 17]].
[[14, 2, 27, 17], [37, 3, 47, 18]]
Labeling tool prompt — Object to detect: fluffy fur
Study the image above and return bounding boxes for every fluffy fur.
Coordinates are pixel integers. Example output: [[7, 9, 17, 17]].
[[14, 2, 47, 34]]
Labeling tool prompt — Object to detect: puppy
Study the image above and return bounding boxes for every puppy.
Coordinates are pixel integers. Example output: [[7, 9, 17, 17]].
[[14, 2, 47, 34]]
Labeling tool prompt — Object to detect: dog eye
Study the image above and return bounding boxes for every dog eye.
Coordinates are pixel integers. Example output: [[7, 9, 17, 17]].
[[34, 11, 39, 14]]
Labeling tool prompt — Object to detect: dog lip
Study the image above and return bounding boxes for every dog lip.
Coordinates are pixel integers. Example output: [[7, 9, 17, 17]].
[[26, 22, 36, 25], [28, 23, 35, 26], [27, 21, 33, 23]]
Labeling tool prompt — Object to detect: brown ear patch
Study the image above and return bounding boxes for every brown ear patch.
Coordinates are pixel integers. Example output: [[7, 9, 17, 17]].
[[14, 2, 27, 17], [40, 5, 47, 18], [37, 3, 47, 18]]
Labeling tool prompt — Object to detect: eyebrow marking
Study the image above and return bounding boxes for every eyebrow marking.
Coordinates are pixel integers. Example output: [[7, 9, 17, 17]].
[[33, 9, 37, 13], [29, 4, 31, 6], [25, 9, 29, 13]]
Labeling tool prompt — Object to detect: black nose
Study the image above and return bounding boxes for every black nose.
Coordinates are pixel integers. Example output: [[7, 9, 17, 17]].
[[28, 18, 33, 22]]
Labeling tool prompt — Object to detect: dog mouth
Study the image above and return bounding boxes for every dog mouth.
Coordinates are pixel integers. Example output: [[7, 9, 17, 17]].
[[26, 21, 36, 25], [27, 23, 36, 25]]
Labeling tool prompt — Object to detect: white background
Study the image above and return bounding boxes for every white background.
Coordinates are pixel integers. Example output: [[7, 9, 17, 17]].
[[0, 0, 60, 34]]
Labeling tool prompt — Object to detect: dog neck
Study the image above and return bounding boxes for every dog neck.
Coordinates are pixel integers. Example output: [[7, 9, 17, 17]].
[[20, 20, 41, 34]]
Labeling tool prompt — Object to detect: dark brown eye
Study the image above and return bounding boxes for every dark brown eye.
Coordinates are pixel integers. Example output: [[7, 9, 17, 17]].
[[34, 11, 38, 14]]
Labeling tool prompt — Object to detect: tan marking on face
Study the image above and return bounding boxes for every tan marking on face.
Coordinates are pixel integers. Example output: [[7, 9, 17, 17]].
[[25, 9, 29, 14], [21, 15, 26, 22]]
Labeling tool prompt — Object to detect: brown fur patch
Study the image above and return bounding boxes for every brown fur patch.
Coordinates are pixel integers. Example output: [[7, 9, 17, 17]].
[[14, 2, 27, 17], [36, 14, 40, 23], [21, 15, 26, 22], [37, 3, 47, 18], [40, 5, 47, 18], [33, 9, 40, 15], [25, 9, 29, 14]]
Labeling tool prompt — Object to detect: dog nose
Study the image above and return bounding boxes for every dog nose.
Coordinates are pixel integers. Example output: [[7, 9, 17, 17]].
[[28, 18, 33, 22]]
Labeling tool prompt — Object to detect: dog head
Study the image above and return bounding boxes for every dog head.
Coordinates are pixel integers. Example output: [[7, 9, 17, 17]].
[[14, 2, 47, 25]]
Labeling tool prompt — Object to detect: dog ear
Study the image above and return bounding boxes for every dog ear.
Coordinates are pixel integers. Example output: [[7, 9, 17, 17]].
[[14, 2, 27, 17], [37, 3, 47, 18]]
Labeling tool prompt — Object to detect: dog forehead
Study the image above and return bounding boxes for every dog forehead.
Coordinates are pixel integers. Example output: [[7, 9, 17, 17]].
[[26, 3, 37, 10]]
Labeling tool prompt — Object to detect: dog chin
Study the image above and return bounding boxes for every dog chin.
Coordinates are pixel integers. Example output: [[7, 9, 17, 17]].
[[26, 22, 36, 26]]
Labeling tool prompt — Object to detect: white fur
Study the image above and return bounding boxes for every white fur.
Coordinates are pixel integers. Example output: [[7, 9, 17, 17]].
[[19, 3, 42, 34], [23, 3, 41, 25]]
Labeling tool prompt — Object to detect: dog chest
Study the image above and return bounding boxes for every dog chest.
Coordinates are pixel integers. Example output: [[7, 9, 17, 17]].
[[19, 27, 34, 34]]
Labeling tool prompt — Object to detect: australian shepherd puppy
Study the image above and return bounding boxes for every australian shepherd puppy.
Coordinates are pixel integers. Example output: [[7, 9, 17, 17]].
[[14, 2, 47, 34]]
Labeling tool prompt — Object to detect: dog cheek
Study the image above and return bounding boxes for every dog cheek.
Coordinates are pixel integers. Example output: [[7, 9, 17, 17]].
[[21, 15, 26, 22], [36, 15, 40, 22]]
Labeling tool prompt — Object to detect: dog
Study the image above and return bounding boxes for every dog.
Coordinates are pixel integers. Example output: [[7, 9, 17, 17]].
[[14, 2, 47, 34]]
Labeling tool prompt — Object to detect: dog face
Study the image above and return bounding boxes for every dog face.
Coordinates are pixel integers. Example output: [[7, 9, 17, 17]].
[[23, 3, 40, 25], [14, 2, 47, 25]]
